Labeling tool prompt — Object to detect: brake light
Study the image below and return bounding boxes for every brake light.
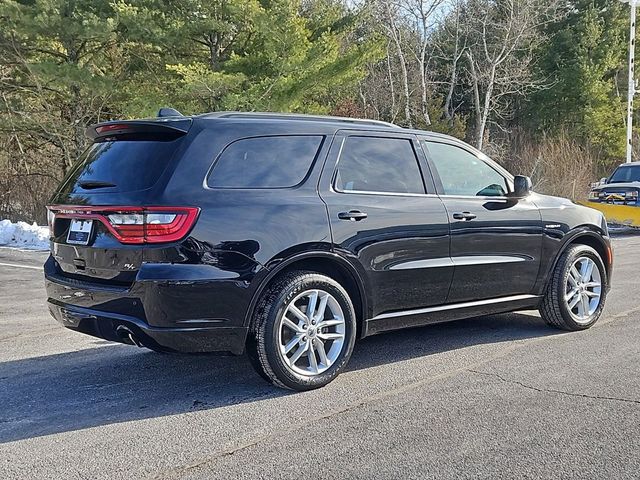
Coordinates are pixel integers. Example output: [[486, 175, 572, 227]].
[[46, 206, 199, 244], [95, 124, 133, 135]]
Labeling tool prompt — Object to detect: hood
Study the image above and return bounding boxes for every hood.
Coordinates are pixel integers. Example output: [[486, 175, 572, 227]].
[[592, 182, 640, 191], [530, 192, 574, 206]]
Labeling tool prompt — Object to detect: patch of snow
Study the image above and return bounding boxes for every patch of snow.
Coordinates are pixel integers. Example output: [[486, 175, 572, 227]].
[[0, 219, 50, 250]]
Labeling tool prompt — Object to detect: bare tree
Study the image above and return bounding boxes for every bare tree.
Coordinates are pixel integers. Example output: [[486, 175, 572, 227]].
[[357, 43, 402, 123], [440, 0, 466, 121], [396, 0, 446, 126], [379, 0, 414, 127], [463, 0, 557, 149]]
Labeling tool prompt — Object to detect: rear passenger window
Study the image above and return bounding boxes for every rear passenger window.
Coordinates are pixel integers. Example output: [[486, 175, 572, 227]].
[[208, 135, 323, 188], [334, 137, 425, 194]]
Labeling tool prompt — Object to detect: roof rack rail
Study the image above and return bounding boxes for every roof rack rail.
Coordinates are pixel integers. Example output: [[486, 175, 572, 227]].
[[201, 111, 400, 129]]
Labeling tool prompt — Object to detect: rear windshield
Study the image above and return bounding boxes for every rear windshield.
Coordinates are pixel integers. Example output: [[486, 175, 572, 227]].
[[59, 138, 183, 194], [609, 165, 640, 183]]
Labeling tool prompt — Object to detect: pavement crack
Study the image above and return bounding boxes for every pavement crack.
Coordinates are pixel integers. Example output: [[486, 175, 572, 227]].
[[467, 369, 640, 405], [152, 343, 525, 479]]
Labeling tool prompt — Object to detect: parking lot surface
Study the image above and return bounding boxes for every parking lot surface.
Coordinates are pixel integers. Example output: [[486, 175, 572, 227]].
[[1, 235, 639, 479]]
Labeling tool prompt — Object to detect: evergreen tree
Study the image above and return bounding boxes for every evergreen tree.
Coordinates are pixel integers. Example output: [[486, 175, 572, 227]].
[[531, 0, 628, 159], [115, 0, 381, 114], [0, 0, 125, 172]]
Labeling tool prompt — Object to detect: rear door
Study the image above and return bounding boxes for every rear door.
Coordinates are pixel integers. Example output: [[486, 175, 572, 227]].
[[319, 130, 452, 319], [421, 137, 543, 303], [48, 121, 191, 285]]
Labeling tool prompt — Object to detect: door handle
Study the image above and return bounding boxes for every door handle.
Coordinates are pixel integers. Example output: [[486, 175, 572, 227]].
[[338, 210, 368, 221], [452, 211, 477, 221]]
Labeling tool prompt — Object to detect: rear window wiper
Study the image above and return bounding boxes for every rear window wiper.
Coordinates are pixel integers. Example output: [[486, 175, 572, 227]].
[[78, 180, 117, 189]]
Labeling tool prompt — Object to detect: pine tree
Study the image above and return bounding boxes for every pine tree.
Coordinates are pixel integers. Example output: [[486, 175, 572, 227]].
[[531, 0, 628, 159]]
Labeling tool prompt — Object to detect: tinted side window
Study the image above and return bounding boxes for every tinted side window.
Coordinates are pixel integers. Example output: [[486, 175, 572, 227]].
[[208, 135, 323, 188], [335, 137, 425, 194], [424, 141, 508, 197]]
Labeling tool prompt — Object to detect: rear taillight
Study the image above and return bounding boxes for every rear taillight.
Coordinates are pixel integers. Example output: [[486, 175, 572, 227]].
[[105, 212, 146, 243], [46, 206, 199, 244], [46, 208, 55, 236]]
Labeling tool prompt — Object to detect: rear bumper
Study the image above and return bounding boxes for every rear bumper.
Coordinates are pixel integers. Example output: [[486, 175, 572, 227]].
[[47, 300, 247, 354], [44, 256, 250, 354]]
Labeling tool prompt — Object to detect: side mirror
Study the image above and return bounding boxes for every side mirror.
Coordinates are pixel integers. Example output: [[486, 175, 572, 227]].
[[513, 175, 532, 197], [600, 177, 607, 185]]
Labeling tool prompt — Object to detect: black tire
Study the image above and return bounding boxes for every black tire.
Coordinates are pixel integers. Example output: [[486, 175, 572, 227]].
[[539, 244, 607, 330], [247, 271, 357, 391]]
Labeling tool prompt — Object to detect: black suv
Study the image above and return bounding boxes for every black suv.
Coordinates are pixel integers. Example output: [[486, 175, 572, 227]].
[[45, 112, 613, 390]]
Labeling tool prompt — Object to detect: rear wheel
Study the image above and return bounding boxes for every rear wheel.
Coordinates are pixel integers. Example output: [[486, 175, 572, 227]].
[[539, 244, 607, 330], [247, 271, 357, 391]]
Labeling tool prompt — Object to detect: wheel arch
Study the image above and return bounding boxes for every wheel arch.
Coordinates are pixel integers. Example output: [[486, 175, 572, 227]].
[[543, 228, 612, 292], [244, 251, 370, 338]]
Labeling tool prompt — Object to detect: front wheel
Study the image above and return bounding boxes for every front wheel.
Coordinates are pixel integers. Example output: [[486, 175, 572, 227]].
[[247, 271, 357, 391], [539, 244, 607, 330]]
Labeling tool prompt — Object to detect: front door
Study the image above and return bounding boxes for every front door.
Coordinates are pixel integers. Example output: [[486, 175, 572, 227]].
[[319, 131, 453, 319], [421, 138, 543, 303]]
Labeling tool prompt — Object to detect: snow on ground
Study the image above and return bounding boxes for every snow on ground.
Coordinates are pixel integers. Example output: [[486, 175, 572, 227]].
[[0, 219, 49, 250]]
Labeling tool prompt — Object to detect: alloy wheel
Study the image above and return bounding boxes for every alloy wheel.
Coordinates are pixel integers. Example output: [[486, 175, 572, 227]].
[[278, 289, 346, 376], [564, 256, 602, 323]]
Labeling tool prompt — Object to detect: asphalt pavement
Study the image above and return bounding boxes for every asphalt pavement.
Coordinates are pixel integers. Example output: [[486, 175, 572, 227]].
[[0, 235, 639, 479]]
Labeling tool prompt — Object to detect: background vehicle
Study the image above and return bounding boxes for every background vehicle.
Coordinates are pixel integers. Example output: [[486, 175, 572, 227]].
[[585, 162, 640, 228], [588, 162, 640, 206], [45, 111, 613, 390]]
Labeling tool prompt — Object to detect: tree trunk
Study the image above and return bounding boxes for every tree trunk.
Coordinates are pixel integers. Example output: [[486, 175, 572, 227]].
[[444, 12, 462, 122], [394, 39, 412, 127], [68, 85, 86, 174], [386, 43, 397, 121], [419, 56, 431, 126], [467, 51, 483, 149], [383, 0, 412, 127], [208, 33, 219, 70], [477, 65, 496, 150], [444, 55, 458, 121]]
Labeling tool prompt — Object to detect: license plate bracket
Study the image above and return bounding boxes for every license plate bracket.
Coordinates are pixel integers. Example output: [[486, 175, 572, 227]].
[[67, 219, 93, 245]]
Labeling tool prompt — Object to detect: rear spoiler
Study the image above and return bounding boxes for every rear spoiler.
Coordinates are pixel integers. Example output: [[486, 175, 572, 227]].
[[85, 119, 192, 141]]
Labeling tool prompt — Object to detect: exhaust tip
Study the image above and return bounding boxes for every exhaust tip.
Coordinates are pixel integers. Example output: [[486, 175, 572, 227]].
[[116, 325, 144, 348]]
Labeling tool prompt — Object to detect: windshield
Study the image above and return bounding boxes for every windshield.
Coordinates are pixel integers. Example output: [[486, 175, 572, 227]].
[[608, 165, 640, 183]]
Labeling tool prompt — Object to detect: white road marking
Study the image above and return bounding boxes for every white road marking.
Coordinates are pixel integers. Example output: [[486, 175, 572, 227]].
[[0, 262, 42, 270]]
